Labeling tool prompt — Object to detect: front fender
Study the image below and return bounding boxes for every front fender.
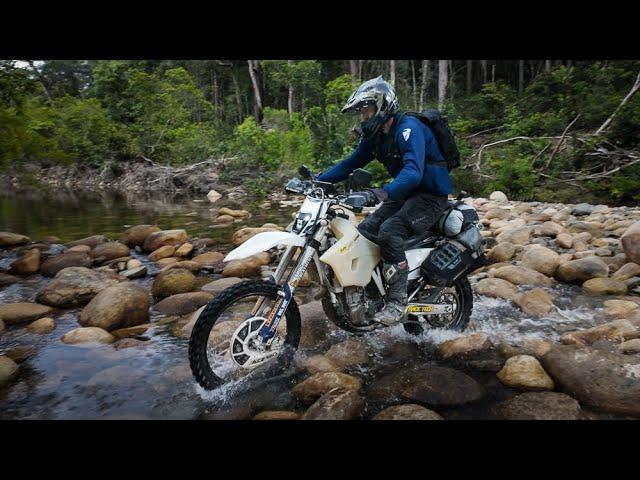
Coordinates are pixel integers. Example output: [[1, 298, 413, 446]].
[[223, 231, 305, 262]]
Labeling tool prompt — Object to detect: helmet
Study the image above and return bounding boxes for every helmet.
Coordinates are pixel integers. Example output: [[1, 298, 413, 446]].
[[342, 76, 399, 140]]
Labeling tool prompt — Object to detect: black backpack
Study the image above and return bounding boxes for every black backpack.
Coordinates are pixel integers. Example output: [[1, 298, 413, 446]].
[[397, 109, 461, 172]]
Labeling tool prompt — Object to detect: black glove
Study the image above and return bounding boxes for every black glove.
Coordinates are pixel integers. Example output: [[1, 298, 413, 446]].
[[366, 188, 389, 204]]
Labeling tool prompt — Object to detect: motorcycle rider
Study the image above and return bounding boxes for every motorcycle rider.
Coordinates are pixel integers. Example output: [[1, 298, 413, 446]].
[[316, 76, 453, 326]]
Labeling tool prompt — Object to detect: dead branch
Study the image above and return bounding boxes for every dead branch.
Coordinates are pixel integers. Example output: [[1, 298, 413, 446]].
[[541, 113, 581, 172], [595, 70, 640, 136], [474, 135, 562, 170], [530, 143, 551, 168]]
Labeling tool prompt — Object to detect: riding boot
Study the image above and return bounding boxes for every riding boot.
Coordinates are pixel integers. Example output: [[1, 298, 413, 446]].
[[374, 261, 409, 326]]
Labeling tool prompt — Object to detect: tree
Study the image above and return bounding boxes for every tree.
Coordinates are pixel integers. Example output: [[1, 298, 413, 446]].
[[247, 60, 264, 123], [438, 60, 448, 109], [419, 60, 430, 111]]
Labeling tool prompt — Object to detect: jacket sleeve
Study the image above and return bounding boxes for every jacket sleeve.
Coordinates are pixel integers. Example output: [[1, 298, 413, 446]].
[[383, 121, 425, 200], [316, 139, 375, 183]]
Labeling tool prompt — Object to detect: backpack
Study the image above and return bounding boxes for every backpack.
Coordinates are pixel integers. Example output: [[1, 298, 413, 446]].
[[398, 109, 461, 172]]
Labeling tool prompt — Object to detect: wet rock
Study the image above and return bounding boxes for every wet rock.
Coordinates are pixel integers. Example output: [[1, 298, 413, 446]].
[[154, 291, 214, 316], [142, 229, 188, 253], [26, 317, 56, 334], [539, 221, 565, 238], [113, 338, 148, 350], [324, 339, 370, 368], [9, 248, 40, 275], [65, 235, 108, 249], [0, 319, 4, 335], [495, 226, 532, 245], [513, 288, 555, 317], [297, 354, 341, 374], [0, 273, 20, 288], [291, 372, 362, 404], [175, 243, 193, 257], [119, 225, 161, 248], [541, 344, 640, 416], [621, 222, 640, 264], [497, 355, 554, 391], [489, 191, 508, 203], [521, 245, 560, 277], [619, 339, 640, 354], [87, 365, 144, 386], [232, 227, 282, 246], [560, 319, 640, 346], [36, 267, 123, 308], [495, 392, 582, 420], [148, 245, 176, 261], [372, 404, 444, 420], [298, 301, 338, 349], [218, 207, 250, 218], [213, 214, 234, 224], [40, 251, 92, 277], [191, 251, 224, 267], [121, 265, 147, 279], [0, 302, 54, 326], [90, 241, 130, 264], [582, 278, 628, 296], [604, 300, 639, 318], [156, 257, 178, 268], [253, 411, 300, 420], [78, 282, 149, 331], [67, 245, 91, 254], [0, 232, 31, 247], [111, 324, 150, 339], [176, 306, 205, 339], [555, 257, 609, 283], [487, 242, 516, 263], [201, 277, 244, 295], [301, 388, 365, 420], [222, 252, 271, 278], [61, 327, 115, 345], [400, 365, 484, 408], [0, 355, 19, 385], [613, 262, 640, 281], [556, 233, 574, 249], [436, 333, 493, 360], [151, 268, 196, 299], [4, 346, 36, 363], [490, 265, 554, 287]]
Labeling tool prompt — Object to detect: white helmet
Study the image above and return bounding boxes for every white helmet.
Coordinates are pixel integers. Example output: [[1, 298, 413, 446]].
[[342, 76, 399, 139]]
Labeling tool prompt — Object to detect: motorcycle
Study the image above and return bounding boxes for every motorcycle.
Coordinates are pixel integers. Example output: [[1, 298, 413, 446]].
[[189, 166, 487, 390]]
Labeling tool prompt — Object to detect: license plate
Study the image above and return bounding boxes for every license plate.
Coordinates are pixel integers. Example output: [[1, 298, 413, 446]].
[[407, 305, 434, 313]]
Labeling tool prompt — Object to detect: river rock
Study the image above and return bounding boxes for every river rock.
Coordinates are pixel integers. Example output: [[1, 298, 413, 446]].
[[0, 319, 4, 335], [491, 265, 554, 287], [612, 262, 640, 281], [497, 355, 554, 390], [372, 404, 444, 420], [301, 388, 365, 420], [495, 392, 582, 420], [539, 221, 565, 237], [152, 268, 196, 299], [90, 242, 130, 264], [149, 245, 176, 262], [298, 301, 338, 349], [298, 354, 341, 374], [9, 248, 40, 275], [222, 252, 271, 278], [541, 344, 640, 416], [619, 338, 640, 354], [201, 277, 244, 295], [87, 365, 144, 386], [513, 288, 555, 317], [218, 207, 250, 218], [154, 291, 213, 316], [621, 222, 640, 264], [206, 190, 222, 203], [485, 208, 509, 220], [291, 372, 362, 404], [0, 302, 55, 326], [324, 339, 370, 368], [489, 191, 508, 203], [78, 282, 149, 331], [0, 232, 31, 247], [36, 267, 123, 307], [142, 229, 188, 253], [253, 411, 300, 420], [487, 242, 516, 263], [175, 243, 193, 257], [40, 251, 92, 277], [604, 299, 639, 318], [475, 278, 518, 301], [560, 319, 640, 346], [582, 278, 628, 296], [119, 225, 161, 247], [437, 333, 493, 360], [496, 226, 532, 246], [400, 365, 484, 407], [156, 258, 178, 268], [26, 317, 56, 334], [521, 245, 560, 276], [232, 227, 281, 246], [571, 203, 596, 216], [67, 245, 91, 253], [61, 327, 115, 345], [65, 235, 108, 249], [556, 233, 574, 249], [121, 265, 147, 279], [0, 273, 20, 288], [0, 355, 19, 385], [213, 215, 234, 224], [555, 257, 609, 283], [192, 251, 224, 267]]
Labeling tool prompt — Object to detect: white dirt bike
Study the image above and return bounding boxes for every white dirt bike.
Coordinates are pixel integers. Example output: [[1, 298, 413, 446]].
[[189, 167, 487, 390]]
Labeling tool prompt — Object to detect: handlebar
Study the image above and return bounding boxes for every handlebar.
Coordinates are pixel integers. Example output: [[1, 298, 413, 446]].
[[284, 177, 378, 212]]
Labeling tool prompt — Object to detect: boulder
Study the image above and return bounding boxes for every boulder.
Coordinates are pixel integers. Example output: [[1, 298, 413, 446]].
[[90, 242, 130, 263], [513, 288, 555, 317], [151, 268, 196, 299], [0, 232, 31, 247], [67, 245, 91, 253], [521, 245, 560, 277], [0, 302, 55, 326], [153, 291, 214, 316], [582, 278, 628, 296], [541, 344, 640, 416], [572, 203, 596, 216], [175, 243, 193, 258], [475, 278, 518, 300], [556, 233, 574, 249], [495, 226, 532, 245], [491, 265, 554, 287], [156, 258, 178, 268], [324, 339, 370, 368], [142, 229, 188, 253], [206, 190, 222, 203], [40, 252, 92, 277], [222, 252, 271, 278], [0, 355, 19, 385], [232, 227, 282, 246], [298, 301, 339, 349], [496, 355, 555, 390], [78, 283, 150, 331], [495, 392, 582, 420], [489, 191, 508, 203], [485, 208, 509, 220], [560, 319, 640, 346], [36, 267, 124, 308], [213, 215, 235, 224], [191, 251, 225, 267], [149, 245, 176, 262], [538, 221, 565, 238], [613, 263, 640, 281], [487, 242, 516, 263], [119, 225, 161, 248], [298, 354, 341, 374], [604, 300, 639, 318], [0, 273, 20, 288], [400, 365, 485, 407], [253, 411, 300, 420], [65, 235, 108, 249], [201, 277, 244, 295], [9, 248, 40, 275], [620, 222, 640, 264], [301, 388, 365, 420], [218, 207, 250, 218], [619, 339, 640, 354], [555, 257, 609, 283], [291, 372, 362, 404], [61, 327, 115, 345], [436, 333, 493, 360], [26, 317, 56, 334], [372, 404, 444, 420]]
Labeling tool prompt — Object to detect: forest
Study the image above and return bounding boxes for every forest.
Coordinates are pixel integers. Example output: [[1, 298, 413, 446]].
[[1, 59, 639, 203]]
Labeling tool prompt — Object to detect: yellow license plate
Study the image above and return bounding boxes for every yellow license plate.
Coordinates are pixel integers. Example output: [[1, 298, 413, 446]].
[[407, 305, 434, 313]]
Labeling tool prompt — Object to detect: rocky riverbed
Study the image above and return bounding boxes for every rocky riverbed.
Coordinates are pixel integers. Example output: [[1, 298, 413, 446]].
[[1, 190, 640, 420]]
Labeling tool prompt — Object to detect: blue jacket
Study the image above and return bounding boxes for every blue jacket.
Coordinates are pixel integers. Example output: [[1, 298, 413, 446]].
[[317, 113, 453, 200]]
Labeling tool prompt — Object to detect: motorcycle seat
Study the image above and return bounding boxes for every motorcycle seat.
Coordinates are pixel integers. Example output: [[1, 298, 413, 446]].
[[403, 230, 438, 250]]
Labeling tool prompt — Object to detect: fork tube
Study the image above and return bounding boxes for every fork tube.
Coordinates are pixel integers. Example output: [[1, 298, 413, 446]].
[[249, 244, 298, 317]]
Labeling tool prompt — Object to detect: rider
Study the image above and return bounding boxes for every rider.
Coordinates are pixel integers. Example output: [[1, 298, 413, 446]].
[[316, 76, 453, 326]]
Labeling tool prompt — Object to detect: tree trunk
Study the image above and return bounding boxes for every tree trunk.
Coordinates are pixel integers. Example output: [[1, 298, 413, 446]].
[[419, 60, 429, 111], [519, 59, 524, 95], [231, 67, 243, 123], [389, 60, 396, 88], [247, 60, 263, 123], [349, 60, 358, 82], [288, 60, 295, 119], [491, 63, 496, 83], [438, 60, 448, 110], [411, 60, 417, 110], [466, 60, 473, 94], [358, 60, 364, 82], [481, 60, 488, 83], [545, 60, 552, 72]]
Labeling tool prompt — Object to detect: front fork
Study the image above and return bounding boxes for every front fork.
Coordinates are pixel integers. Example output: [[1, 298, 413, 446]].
[[256, 220, 328, 344]]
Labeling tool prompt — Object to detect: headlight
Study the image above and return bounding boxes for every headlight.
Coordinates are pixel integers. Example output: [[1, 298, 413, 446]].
[[293, 212, 312, 233]]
